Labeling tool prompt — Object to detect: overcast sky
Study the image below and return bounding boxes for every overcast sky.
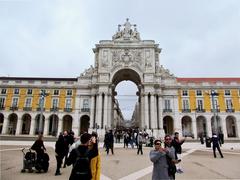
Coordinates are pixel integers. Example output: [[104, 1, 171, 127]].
[[1, 0, 240, 119]]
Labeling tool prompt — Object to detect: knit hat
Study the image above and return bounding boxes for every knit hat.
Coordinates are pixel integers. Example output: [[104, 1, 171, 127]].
[[80, 133, 92, 144]]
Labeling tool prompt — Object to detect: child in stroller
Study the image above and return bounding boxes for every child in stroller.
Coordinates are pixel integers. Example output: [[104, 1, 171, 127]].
[[21, 148, 36, 173]]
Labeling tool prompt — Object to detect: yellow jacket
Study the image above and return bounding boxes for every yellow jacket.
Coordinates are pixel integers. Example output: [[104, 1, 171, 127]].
[[90, 152, 101, 180]]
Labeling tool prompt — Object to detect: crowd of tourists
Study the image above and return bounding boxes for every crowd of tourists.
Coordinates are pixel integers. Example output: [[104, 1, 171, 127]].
[[28, 128, 224, 180]]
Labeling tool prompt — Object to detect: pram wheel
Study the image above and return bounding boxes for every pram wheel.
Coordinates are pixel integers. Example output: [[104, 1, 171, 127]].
[[21, 169, 26, 173]]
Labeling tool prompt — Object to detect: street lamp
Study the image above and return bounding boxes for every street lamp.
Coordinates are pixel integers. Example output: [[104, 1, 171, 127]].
[[210, 90, 219, 134], [39, 90, 49, 134]]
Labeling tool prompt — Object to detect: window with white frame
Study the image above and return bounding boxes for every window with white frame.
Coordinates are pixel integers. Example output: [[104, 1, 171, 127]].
[[66, 89, 72, 96], [0, 97, 5, 108], [182, 99, 189, 110], [197, 99, 203, 110], [164, 99, 171, 110], [25, 98, 32, 107], [225, 90, 231, 96], [226, 99, 233, 109], [1, 89, 7, 94], [196, 90, 202, 96], [12, 97, 18, 107], [65, 99, 72, 108], [14, 88, 19, 95], [83, 99, 89, 109], [27, 89, 32, 95], [52, 98, 59, 108], [182, 90, 188, 96], [53, 89, 59, 95]]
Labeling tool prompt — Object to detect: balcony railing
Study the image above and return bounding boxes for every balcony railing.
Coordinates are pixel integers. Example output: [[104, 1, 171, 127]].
[[0, 106, 5, 110], [64, 108, 72, 112], [36, 107, 45, 111], [10, 106, 18, 111], [226, 109, 235, 113], [195, 109, 206, 113], [50, 107, 59, 112], [163, 109, 172, 113], [211, 109, 220, 113], [23, 107, 32, 111], [81, 108, 90, 112], [182, 109, 191, 113]]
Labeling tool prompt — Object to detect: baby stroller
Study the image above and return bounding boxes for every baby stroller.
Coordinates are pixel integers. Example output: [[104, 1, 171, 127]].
[[21, 148, 36, 173]]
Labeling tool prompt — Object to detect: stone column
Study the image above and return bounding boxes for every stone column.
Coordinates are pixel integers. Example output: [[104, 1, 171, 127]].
[[144, 94, 149, 129], [30, 118, 36, 135], [96, 93, 103, 129], [173, 96, 181, 134], [158, 95, 165, 137], [108, 93, 112, 129], [15, 117, 22, 135], [90, 95, 95, 129], [2, 116, 9, 134], [43, 118, 49, 136], [206, 117, 212, 137], [192, 117, 197, 139], [150, 93, 157, 129], [103, 93, 108, 130], [221, 117, 227, 138], [141, 94, 145, 129], [57, 118, 63, 136]]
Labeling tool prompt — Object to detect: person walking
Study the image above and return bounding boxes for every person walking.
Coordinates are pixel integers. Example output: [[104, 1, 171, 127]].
[[172, 132, 185, 173], [149, 139, 175, 180], [104, 130, 114, 155], [89, 132, 101, 180], [212, 133, 224, 158], [55, 133, 65, 176], [66, 133, 92, 180], [137, 132, 143, 155], [63, 130, 70, 168]]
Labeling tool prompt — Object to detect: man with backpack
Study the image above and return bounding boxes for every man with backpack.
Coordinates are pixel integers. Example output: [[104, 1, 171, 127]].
[[66, 133, 92, 180]]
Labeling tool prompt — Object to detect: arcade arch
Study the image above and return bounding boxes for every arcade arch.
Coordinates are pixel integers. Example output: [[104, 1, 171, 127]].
[[48, 114, 59, 136], [211, 115, 222, 133], [163, 116, 174, 135], [8, 113, 18, 135], [196, 116, 207, 137], [181, 116, 192, 137], [226, 115, 238, 137], [62, 115, 73, 132], [21, 113, 31, 134], [35, 114, 45, 135], [0, 113, 3, 134], [80, 115, 90, 135]]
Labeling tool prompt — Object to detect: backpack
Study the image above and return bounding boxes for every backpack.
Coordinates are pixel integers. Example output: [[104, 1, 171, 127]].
[[72, 148, 91, 178]]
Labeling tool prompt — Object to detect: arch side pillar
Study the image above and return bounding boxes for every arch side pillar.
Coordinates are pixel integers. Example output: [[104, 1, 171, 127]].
[[29, 117, 35, 135], [206, 117, 212, 137], [15, 116, 22, 135], [43, 117, 49, 136], [144, 94, 149, 129]]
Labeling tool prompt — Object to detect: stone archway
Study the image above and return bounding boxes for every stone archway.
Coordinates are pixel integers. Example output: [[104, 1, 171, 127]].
[[21, 113, 31, 134], [62, 115, 72, 132], [8, 113, 18, 135], [80, 115, 90, 135], [35, 114, 45, 135], [0, 113, 3, 134], [181, 116, 192, 137], [163, 116, 174, 135], [111, 68, 142, 129], [196, 116, 207, 137], [226, 116, 237, 137], [48, 114, 59, 136]]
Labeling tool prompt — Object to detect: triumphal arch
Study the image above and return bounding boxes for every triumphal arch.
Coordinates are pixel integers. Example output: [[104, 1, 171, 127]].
[[77, 19, 179, 137]]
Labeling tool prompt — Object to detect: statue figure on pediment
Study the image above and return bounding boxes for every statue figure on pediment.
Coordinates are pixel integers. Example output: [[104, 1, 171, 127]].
[[80, 65, 95, 77], [112, 19, 141, 41]]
